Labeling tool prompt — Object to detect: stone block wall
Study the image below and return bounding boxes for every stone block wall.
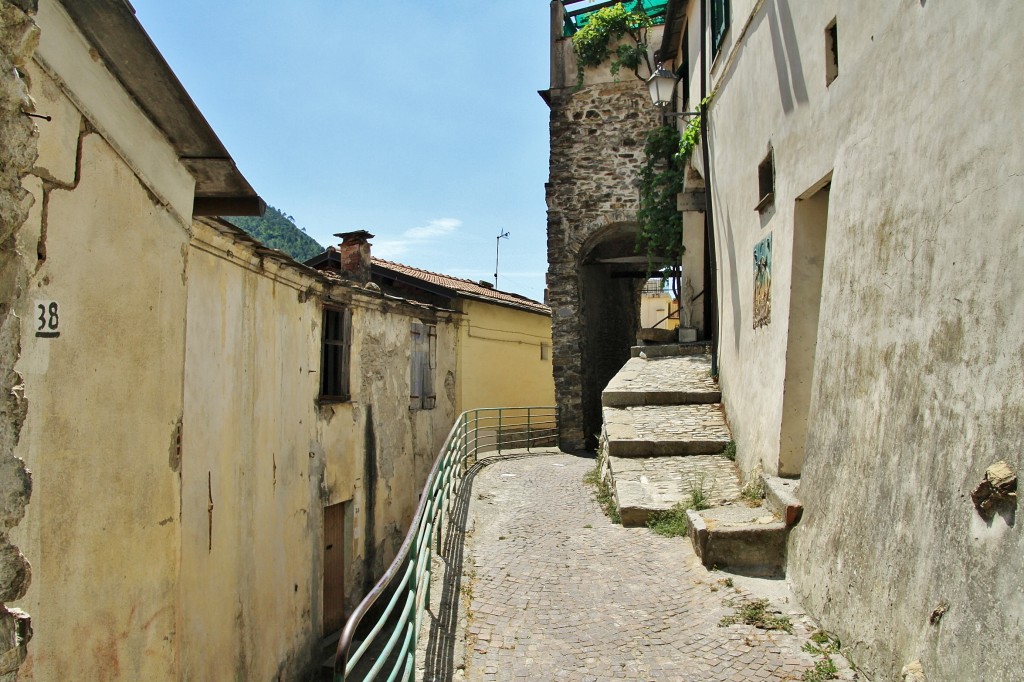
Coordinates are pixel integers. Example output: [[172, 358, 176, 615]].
[[0, 0, 37, 677], [546, 80, 661, 450]]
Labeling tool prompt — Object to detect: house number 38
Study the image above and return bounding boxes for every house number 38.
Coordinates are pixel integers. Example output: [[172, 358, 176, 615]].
[[35, 301, 60, 338]]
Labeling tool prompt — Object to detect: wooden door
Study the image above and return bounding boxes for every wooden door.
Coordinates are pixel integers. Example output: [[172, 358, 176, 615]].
[[323, 502, 346, 635]]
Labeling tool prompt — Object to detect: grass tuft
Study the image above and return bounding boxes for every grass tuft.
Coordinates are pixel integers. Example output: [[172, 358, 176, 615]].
[[584, 463, 620, 524], [647, 475, 713, 537], [722, 440, 737, 461], [740, 477, 765, 505], [719, 598, 793, 633], [802, 657, 838, 681], [647, 502, 690, 537]]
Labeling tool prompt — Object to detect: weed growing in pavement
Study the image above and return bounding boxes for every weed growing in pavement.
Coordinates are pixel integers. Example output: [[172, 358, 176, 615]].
[[722, 440, 737, 461], [803, 631, 841, 657], [584, 463, 620, 524], [718, 597, 793, 633], [802, 657, 839, 681], [647, 475, 713, 537], [687, 473, 713, 510], [740, 477, 765, 505], [801, 631, 842, 681], [647, 502, 690, 537]]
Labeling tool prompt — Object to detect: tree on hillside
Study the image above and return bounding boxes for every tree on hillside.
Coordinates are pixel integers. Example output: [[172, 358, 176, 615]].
[[228, 205, 324, 262]]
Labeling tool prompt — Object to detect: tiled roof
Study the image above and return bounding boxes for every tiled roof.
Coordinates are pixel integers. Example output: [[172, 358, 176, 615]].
[[372, 258, 550, 315]]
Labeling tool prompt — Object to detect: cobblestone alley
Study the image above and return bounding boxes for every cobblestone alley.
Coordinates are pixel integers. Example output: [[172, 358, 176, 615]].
[[416, 449, 857, 682]]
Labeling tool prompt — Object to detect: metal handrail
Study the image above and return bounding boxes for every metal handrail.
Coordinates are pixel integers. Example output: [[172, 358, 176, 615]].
[[334, 406, 559, 681]]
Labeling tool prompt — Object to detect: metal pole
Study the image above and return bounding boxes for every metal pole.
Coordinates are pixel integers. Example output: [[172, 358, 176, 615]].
[[494, 230, 509, 288]]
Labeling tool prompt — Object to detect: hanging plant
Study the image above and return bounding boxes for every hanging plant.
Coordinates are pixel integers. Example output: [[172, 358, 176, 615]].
[[572, 4, 654, 86], [637, 125, 687, 266]]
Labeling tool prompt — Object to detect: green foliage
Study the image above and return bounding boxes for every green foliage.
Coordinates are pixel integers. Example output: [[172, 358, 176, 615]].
[[584, 463, 620, 524], [636, 125, 686, 265], [802, 658, 839, 682], [741, 478, 765, 504], [802, 631, 842, 681], [719, 598, 793, 633], [228, 205, 323, 263], [646, 474, 713, 537], [573, 3, 653, 85], [672, 95, 712, 164], [647, 503, 690, 537], [722, 441, 737, 461]]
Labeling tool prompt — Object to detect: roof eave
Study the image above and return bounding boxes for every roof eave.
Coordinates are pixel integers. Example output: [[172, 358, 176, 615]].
[[58, 0, 264, 216]]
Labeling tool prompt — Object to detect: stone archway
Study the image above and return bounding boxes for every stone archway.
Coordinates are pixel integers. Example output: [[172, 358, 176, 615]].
[[577, 222, 644, 449]]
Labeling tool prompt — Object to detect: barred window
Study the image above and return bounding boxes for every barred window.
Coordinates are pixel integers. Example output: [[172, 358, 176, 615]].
[[409, 321, 436, 410], [320, 306, 352, 401]]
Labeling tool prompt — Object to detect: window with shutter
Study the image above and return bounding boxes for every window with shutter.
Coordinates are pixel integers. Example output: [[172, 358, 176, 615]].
[[320, 306, 352, 401], [409, 322, 437, 410], [711, 0, 730, 58]]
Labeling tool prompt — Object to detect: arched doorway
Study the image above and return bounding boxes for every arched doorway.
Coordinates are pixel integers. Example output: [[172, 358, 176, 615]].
[[577, 222, 644, 449]]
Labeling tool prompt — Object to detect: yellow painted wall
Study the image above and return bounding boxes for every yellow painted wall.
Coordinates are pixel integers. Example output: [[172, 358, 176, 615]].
[[12, 20, 193, 678], [457, 299, 554, 410], [10, 3, 461, 678], [180, 223, 459, 679]]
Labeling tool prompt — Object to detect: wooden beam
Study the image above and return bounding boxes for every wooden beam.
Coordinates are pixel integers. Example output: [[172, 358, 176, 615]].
[[193, 196, 267, 217]]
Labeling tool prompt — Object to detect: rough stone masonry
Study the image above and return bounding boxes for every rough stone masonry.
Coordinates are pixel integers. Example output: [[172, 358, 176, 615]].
[[545, 79, 661, 451], [0, 0, 38, 677]]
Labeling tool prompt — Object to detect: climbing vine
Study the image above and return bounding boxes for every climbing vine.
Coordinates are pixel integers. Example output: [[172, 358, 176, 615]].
[[572, 3, 654, 86], [636, 96, 712, 268], [637, 126, 688, 265]]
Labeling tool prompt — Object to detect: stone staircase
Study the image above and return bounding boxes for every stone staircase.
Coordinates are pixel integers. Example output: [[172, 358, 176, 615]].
[[600, 344, 802, 577]]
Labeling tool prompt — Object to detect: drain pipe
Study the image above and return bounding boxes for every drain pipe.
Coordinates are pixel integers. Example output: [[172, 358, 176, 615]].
[[699, 0, 719, 377]]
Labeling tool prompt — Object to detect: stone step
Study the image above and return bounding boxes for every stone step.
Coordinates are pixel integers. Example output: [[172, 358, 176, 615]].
[[763, 475, 803, 527], [629, 341, 712, 359], [602, 404, 732, 457], [609, 454, 741, 527], [686, 504, 789, 578], [602, 354, 721, 407]]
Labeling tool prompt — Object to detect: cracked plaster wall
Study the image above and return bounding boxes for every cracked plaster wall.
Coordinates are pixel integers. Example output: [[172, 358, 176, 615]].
[[701, 1, 1024, 679], [0, 0, 38, 678], [180, 222, 458, 680]]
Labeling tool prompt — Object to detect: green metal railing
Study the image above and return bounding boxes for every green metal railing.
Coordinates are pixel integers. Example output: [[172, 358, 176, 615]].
[[334, 406, 559, 681]]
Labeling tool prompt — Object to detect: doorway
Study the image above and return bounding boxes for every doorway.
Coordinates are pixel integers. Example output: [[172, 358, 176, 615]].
[[323, 501, 351, 635], [779, 181, 830, 476]]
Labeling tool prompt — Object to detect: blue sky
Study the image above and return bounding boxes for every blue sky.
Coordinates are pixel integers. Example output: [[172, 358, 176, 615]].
[[130, 1, 552, 302]]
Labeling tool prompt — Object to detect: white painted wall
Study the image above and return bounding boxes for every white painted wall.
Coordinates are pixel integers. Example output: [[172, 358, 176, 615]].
[[700, 0, 1024, 678]]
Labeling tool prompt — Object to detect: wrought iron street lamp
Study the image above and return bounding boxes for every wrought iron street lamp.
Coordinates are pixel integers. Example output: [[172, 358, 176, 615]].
[[647, 63, 679, 108]]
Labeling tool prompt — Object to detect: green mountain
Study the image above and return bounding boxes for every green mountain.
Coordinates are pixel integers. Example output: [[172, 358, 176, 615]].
[[228, 205, 324, 263]]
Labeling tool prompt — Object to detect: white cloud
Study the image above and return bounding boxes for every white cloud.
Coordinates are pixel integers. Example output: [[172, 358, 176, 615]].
[[374, 218, 461, 260], [404, 218, 460, 240]]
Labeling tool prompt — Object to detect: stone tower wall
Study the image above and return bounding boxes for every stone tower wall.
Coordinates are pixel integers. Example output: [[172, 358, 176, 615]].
[[546, 80, 661, 450]]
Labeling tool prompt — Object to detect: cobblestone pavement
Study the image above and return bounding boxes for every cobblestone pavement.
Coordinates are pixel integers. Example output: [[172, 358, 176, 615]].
[[620, 404, 731, 441], [609, 455, 741, 506], [610, 455, 742, 526], [605, 355, 720, 397], [418, 449, 855, 682]]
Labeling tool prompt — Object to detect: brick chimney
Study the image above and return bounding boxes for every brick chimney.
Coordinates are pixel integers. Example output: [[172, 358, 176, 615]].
[[334, 230, 374, 284]]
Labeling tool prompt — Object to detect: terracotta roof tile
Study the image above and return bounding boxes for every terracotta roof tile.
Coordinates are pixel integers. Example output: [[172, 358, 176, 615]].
[[372, 258, 550, 315]]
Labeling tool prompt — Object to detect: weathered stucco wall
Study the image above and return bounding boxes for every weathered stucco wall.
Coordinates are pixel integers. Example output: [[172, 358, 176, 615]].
[[546, 26, 664, 450], [180, 221, 459, 680], [458, 300, 554, 410], [7, 2, 462, 678], [702, 1, 1024, 679], [10, 5, 197, 675], [0, 1, 38, 678]]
